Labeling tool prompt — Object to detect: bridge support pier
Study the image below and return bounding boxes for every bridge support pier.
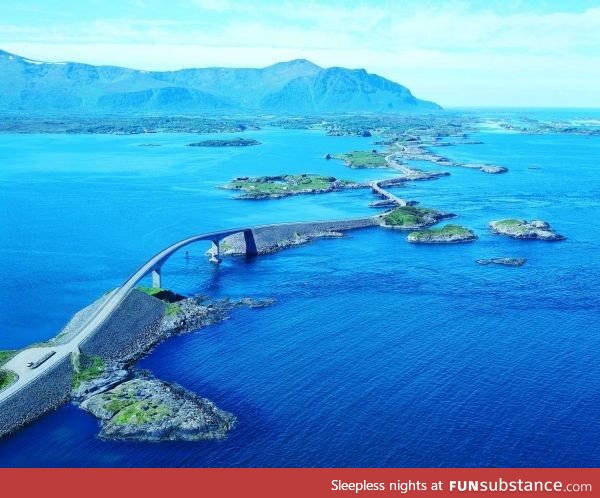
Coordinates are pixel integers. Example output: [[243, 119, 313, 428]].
[[151, 268, 162, 288], [209, 240, 221, 264]]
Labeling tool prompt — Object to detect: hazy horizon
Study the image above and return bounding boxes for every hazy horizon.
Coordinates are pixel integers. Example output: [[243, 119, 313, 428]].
[[2, 0, 599, 108]]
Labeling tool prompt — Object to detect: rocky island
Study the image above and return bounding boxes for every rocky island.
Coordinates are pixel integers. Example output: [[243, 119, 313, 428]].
[[222, 174, 360, 199], [380, 206, 454, 229], [490, 219, 566, 241], [465, 163, 508, 174], [80, 375, 236, 442], [476, 258, 527, 267], [64, 288, 274, 442], [187, 138, 261, 147], [407, 224, 477, 243]]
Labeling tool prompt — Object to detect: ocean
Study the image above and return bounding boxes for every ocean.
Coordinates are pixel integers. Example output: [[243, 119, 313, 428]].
[[0, 112, 599, 467]]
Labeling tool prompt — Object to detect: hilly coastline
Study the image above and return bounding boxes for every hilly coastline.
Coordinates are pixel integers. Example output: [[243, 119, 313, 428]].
[[0, 50, 441, 115]]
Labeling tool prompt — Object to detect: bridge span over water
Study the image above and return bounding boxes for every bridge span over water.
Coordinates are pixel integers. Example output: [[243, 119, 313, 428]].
[[0, 226, 261, 405], [0, 214, 382, 411]]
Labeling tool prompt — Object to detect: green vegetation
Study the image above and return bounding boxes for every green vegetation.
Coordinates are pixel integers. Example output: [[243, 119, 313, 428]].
[[382, 206, 439, 227], [219, 240, 232, 252], [113, 399, 172, 425], [408, 224, 476, 242], [187, 138, 260, 147], [334, 150, 388, 168], [165, 302, 181, 317], [224, 174, 352, 198], [492, 219, 529, 234], [137, 287, 184, 316], [0, 350, 16, 367], [137, 286, 165, 297], [98, 384, 173, 425], [0, 369, 17, 390], [72, 354, 106, 389]]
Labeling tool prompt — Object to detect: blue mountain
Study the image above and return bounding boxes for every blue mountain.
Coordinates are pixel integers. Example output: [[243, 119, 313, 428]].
[[0, 49, 441, 114]]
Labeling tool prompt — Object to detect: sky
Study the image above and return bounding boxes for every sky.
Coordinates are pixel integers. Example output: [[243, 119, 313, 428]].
[[1, 0, 599, 107]]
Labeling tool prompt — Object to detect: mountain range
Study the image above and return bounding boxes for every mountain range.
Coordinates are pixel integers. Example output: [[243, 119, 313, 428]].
[[0, 49, 441, 114]]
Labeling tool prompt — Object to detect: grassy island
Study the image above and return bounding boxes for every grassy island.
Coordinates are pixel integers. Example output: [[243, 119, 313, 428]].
[[187, 138, 260, 147], [223, 174, 357, 199], [333, 150, 388, 168], [81, 378, 236, 441], [381, 206, 451, 228], [408, 224, 477, 243]]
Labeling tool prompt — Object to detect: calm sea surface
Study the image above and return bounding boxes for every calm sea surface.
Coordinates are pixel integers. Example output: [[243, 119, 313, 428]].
[[0, 113, 599, 467]]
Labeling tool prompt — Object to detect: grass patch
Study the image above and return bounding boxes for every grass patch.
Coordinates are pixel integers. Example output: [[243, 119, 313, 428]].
[[72, 354, 105, 389], [0, 350, 16, 367], [382, 206, 438, 227], [165, 302, 181, 317], [0, 370, 17, 390], [493, 219, 529, 234], [113, 399, 173, 425], [334, 150, 388, 168], [137, 287, 185, 310], [137, 286, 165, 297]]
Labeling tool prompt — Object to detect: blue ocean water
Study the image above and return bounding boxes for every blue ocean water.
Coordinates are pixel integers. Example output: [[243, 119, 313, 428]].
[[0, 117, 599, 467]]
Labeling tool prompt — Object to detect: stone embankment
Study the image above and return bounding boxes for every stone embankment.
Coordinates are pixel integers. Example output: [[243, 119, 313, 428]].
[[218, 217, 380, 256], [0, 355, 73, 439]]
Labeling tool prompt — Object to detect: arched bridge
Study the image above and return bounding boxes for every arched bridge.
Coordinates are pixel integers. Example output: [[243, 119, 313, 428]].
[[0, 226, 259, 404]]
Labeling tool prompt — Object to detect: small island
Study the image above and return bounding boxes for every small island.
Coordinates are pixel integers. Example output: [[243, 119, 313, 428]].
[[490, 219, 566, 241], [222, 174, 360, 199], [463, 163, 509, 174], [80, 376, 236, 442], [476, 258, 527, 267], [187, 138, 261, 147], [333, 150, 388, 168], [62, 288, 274, 442], [380, 206, 454, 229], [408, 224, 477, 244]]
